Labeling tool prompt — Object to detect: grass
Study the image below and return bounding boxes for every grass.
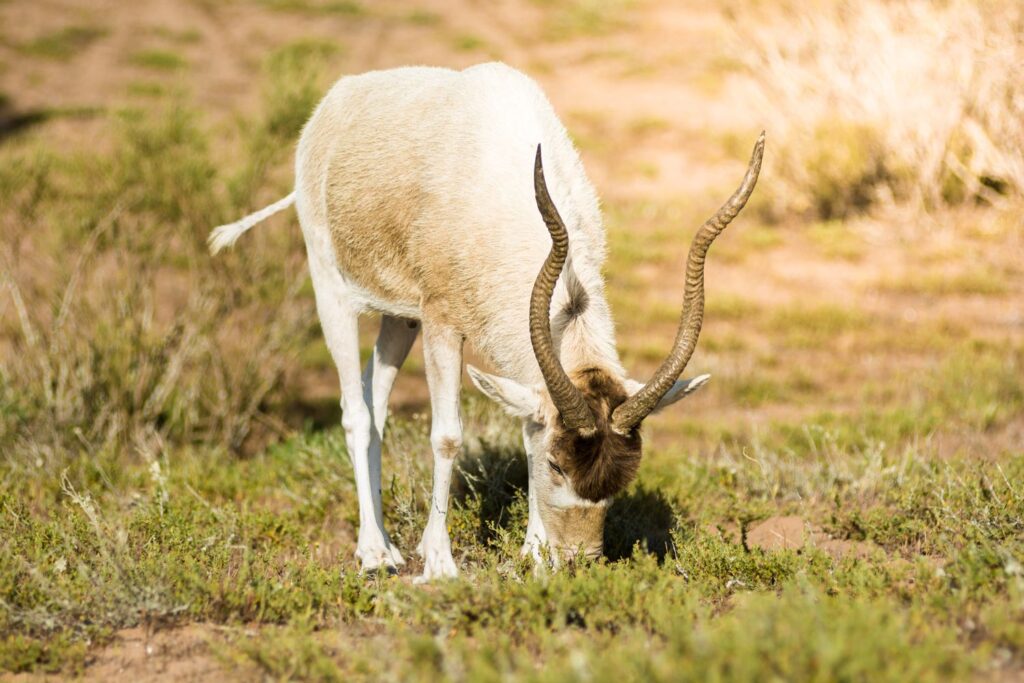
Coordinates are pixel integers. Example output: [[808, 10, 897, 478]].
[[727, 370, 820, 408], [17, 26, 107, 61], [257, 0, 365, 15], [712, 223, 784, 263], [627, 115, 671, 137], [2, 1, 1023, 679], [1, 393, 1021, 678], [125, 80, 170, 98], [405, 9, 442, 26], [705, 294, 759, 321], [148, 27, 202, 44], [0, 77, 316, 466], [806, 220, 867, 261], [129, 49, 188, 71], [537, 0, 637, 40], [878, 269, 1011, 297], [764, 304, 868, 350], [261, 39, 343, 141], [451, 33, 488, 52]]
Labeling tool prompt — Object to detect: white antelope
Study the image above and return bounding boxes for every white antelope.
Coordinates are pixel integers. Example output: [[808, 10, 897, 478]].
[[210, 63, 763, 581]]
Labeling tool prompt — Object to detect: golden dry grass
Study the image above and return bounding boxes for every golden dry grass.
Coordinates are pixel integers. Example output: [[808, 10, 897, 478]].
[[734, 0, 1024, 218]]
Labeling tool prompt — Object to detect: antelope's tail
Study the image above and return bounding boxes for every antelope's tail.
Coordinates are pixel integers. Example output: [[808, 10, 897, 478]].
[[208, 192, 296, 255]]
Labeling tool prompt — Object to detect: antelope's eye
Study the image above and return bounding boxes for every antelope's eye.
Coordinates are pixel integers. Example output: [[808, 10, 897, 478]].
[[548, 460, 564, 477]]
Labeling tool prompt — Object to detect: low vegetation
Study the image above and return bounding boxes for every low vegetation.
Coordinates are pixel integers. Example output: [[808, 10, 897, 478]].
[[537, 0, 638, 40], [0, 0, 1021, 680], [128, 49, 188, 72], [2, 389, 1021, 678], [256, 0, 366, 17], [0, 40, 335, 467], [16, 26, 107, 61]]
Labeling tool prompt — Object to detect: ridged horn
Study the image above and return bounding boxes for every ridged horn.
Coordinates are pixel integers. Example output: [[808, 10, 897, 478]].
[[529, 145, 597, 434], [611, 132, 765, 433]]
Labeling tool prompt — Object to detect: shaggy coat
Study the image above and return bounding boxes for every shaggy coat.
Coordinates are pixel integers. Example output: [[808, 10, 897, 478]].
[[552, 368, 642, 501]]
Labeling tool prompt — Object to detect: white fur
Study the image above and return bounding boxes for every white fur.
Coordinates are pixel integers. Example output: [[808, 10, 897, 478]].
[[210, 63, 712, 580], [624, 374, 712, 413], [208, 193, 295, 255], [467, 366, 539, 418], [415, 321, 464, 581], [520, 423, 549, 563]]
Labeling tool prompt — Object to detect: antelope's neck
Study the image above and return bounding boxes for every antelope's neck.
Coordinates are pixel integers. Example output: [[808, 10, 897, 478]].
[[552, 269, 626, 381]]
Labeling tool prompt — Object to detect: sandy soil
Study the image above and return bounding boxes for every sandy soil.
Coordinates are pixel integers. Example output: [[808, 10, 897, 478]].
[[3, 624, 248, 682]]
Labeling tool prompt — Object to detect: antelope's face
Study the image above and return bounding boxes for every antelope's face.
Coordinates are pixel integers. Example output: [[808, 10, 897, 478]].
[[469, 366, 709, 560], [528, 368, 638, 559], [468, 133, 763, 562]]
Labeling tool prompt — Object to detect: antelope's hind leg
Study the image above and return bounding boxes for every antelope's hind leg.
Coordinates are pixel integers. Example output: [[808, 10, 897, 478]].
[[361, 315, 420, 568], [309, 259, 410, 574]]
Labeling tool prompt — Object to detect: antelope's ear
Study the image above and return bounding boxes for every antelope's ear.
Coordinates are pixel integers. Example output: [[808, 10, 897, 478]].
[[467, 365, 540, 418], [624, 374, 711, 414]]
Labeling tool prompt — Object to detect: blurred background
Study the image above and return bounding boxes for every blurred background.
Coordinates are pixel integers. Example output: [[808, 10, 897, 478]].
[[0, 0, 1022, 678], [1, 0, 1021, 456]]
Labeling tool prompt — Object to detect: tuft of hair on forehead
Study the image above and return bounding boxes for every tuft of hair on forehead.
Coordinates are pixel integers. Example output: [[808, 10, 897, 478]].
[[551, 367, 642, 502]]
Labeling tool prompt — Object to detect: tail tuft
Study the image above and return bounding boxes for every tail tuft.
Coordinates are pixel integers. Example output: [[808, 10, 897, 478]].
[[208, 221, 252, 255], [208, 192, 296, 255]]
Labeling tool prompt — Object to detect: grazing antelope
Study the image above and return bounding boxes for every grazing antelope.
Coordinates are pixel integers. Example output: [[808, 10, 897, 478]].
[[210, 63, 763, 581]]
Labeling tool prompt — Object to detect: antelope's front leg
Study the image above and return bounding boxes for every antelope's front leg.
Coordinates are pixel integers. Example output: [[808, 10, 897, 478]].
[[521, 423, 548, 563], [415, 321, 463, 582]]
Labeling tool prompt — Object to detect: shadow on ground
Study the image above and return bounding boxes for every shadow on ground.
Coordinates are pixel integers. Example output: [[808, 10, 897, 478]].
[[604, 484, 677, 561], [454, 443, 530, 546], [0, 95, 102, 143], [453, 444, 678, 562]]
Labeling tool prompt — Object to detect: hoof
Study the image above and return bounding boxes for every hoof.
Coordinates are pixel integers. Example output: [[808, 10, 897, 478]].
[[415, 547, 459, 583], [357, 541, 404, 576]]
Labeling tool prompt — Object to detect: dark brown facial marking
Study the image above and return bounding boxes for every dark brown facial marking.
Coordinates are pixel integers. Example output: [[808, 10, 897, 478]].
[[551, 368, 642, 502]]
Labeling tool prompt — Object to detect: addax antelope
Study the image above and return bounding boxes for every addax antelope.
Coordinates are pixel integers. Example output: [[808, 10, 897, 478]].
[[209, 62, 763, 581]]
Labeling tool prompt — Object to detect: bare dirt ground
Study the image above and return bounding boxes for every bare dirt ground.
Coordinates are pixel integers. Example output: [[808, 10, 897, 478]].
[[4, 625, 250, 683]]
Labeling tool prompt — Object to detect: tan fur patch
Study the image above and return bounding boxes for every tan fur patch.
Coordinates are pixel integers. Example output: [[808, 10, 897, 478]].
[[550, 367, 642, 501], [435, 436, 462, 460], [542, 504, 607, 556]]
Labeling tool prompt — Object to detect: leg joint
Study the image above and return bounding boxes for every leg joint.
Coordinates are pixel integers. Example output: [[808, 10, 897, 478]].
[[430, 432, 463, 460], [341, 400, 372, 438]]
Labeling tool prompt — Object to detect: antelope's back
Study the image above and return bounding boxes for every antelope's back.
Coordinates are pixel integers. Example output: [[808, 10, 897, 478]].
[[295, 63, 606, 373]]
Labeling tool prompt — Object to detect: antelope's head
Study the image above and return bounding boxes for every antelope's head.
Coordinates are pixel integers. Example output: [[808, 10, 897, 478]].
[[469, 134, 764, 561]]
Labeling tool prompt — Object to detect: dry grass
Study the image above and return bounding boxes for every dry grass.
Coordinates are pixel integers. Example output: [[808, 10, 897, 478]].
[[0, 41, 336, 469], [536, 0, 638, 40], [735, 0, 1024, 219]]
